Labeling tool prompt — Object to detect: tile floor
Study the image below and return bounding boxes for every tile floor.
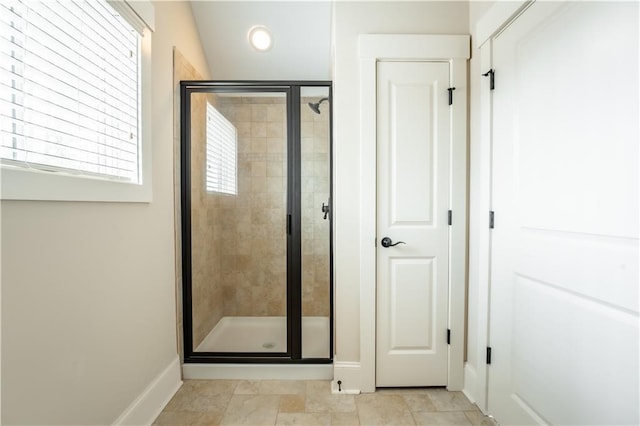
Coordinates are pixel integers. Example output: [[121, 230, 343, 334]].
[[154, 379, 498, 425]]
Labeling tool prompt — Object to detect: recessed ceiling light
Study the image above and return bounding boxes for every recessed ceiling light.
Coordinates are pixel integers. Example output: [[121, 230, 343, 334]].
[[248, 25, 272, 52]]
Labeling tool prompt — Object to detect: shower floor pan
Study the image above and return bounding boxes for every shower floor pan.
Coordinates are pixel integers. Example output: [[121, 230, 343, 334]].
[[195, 316, 330, 359]]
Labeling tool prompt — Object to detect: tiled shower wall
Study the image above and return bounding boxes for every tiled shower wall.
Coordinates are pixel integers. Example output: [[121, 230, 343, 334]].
[[189, 90, 226, 348], [216, 96, 288, 317], [189, 94, 330, 347]]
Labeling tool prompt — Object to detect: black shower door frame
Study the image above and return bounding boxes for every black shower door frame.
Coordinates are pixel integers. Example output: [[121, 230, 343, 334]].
[[180, 81, 333, 364]]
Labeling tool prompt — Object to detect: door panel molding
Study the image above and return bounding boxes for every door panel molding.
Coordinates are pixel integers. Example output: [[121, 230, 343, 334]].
[[351, 34, 469, 393]]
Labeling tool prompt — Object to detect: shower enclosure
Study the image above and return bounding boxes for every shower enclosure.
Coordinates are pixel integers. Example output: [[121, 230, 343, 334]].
[[180, 81, 332, 363]]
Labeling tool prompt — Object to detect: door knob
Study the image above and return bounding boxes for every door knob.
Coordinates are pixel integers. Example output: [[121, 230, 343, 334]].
[[381, 237, 406, 248]]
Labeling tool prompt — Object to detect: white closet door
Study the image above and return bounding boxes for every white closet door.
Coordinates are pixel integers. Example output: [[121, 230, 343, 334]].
[[489, 1, 639, 424], [376, 61, 450, 386]]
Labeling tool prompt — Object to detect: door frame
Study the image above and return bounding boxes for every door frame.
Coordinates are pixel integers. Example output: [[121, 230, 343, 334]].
[[465, 1, 531, 411], [179, 81, 334, 364], [358, 35, 470, 392]]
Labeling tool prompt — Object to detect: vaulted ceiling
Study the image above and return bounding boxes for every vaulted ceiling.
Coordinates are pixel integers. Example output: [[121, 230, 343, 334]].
[[190, 1, 332, 81]]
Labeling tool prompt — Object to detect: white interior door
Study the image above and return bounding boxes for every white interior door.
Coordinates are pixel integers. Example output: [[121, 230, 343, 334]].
[[376, 61, 450, 387], [489, 2, 639, 424]]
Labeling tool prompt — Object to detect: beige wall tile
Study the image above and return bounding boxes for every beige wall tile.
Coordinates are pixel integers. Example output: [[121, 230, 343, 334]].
[[191, 95, 329, 329]]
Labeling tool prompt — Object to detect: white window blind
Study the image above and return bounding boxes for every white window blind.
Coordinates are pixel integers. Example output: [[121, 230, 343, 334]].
[[206, 102, 237, 195], [0, 0, 141, 183]]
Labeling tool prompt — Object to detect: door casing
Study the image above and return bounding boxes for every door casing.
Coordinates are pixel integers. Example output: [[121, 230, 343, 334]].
[[352, 34, 470, 393]]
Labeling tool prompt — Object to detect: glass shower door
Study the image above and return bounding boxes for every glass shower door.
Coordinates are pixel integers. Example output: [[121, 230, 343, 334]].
[[187, 90, 289, 355], [181, 81, 332, 363]]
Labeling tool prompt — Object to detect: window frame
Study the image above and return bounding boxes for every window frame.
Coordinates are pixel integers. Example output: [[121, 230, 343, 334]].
[[0, 0, 154, 202]]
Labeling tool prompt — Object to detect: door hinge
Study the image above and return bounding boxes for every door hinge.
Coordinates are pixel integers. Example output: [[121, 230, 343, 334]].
[[287, 214, 292, 235], [482, 69, 495, 90], [447, 87, 456, 105], [448, 210, 452, 226], [486, 347, 492, 365], [489, 211, 495, 229], [447, 329, 451, 345]]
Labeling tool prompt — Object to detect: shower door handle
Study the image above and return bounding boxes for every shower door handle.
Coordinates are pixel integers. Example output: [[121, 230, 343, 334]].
[[322, 202, 330, 220], [381, 237, 406, 248]]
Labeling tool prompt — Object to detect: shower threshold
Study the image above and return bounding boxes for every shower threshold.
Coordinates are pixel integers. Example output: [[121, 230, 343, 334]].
[[195, 316, 330, 358], [185, 316, 332, 380]]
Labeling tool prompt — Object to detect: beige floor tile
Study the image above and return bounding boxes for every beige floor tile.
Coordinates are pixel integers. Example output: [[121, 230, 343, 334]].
[[375, 388, 431, 395], [259, 380, 307, 395], [164, 385, 232, 414], [424, 390, 475, 412], [164, 386, 195, 411], [356, 394, 415, 425], [412, 411, 472, 426], [275, 412, 332, 425], [154, 410, 203, 425], [220, 394, 280, 425], [191, 411, 225, 425], [187, 380, 240, 395], [156, 380, 483, 426], [177, 394, 233, 414], [235, 380, 261, 395], [402, 394, 437, 412], [331, 412, 361, 425], [153, 410, 223, 425], [463, 410, 498, 426], [306, 393, 357, 413], [306, 380, 332, 395], [279, 394, 306, 413]]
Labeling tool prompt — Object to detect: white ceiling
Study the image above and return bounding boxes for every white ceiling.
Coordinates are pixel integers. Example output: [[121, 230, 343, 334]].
[[190, 1, 332, 81]]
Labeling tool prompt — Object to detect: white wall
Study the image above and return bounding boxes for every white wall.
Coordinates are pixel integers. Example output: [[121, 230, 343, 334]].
[[0, 2, 210, 424], [332, 0, 468, 373]]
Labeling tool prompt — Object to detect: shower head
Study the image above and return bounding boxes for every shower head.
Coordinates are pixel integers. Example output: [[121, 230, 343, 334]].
[[308, 97, 329, 114]]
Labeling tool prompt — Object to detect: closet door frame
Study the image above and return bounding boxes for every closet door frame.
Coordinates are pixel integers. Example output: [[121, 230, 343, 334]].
[[470, 2, 531, 411]]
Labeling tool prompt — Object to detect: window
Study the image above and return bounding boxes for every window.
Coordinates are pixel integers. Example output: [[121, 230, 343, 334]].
[[206, 102, 237, 195], [0, 0, 153, 201]]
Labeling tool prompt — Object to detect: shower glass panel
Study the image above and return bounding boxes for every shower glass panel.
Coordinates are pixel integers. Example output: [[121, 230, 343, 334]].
[[301, 87, 331, 359], [188, 91, 288, 354], [181, 81, 332, 363]]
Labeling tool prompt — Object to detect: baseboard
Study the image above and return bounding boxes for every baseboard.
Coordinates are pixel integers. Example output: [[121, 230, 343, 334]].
[[113, 356, 182, 425], [463, 362, 490, 415], [332, 362, 361, 394], [462, 362, 477, 403]]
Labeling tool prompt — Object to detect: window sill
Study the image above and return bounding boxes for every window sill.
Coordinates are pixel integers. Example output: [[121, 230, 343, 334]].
[[1, 166, 151, 203]]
